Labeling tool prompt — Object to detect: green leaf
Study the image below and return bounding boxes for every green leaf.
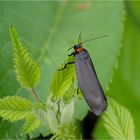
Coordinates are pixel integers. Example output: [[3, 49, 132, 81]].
[[28, 103, 49, 137], [22, 115, 41, 134], [74, 98, 89, 121], [61, 99, 75, 124], [78, 32, 82, 44], [52, 124, 78, 140], [46, 108, 59, 133], [49, 55, 76, 100], [33, 104, 48, 125], [103, 97, 135, 140], [63, 79, 77, 104], [0, 96, 32, 122], [9, 25, 41, 90]]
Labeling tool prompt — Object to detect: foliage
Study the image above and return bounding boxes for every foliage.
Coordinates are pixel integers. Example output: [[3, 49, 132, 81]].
[[0, 96, 32, 122], [1, 25, 135, 139], [60, 99, 75, 124], [0, 26, 80, 138], [49, 55, 76, 100], [0, 1, 139, 140], [103, 97, 135, 140], [9, 25, 41, 90], [0, 96, 42, 134], [22, 115, 41, 134], [94, 1, 140, 139]]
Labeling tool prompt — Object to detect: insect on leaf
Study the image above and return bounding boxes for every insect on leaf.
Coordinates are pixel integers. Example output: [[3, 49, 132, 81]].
[[49, 55, 76, 100], [103, 97, 135, 140], [9, 25, 41, 90], [0, 96, 33, 122]]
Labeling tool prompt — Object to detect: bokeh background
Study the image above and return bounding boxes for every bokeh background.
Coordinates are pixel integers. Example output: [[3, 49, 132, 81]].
[[0, 1, 140, 139]]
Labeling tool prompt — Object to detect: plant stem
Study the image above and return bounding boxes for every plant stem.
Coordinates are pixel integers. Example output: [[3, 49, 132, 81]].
[[31, 88, 40, 102], [56, 100, 61, 124]]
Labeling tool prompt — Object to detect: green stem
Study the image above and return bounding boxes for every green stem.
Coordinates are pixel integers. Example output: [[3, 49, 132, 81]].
[[56, 100, 61, 125], [31, 88, 40, 102]]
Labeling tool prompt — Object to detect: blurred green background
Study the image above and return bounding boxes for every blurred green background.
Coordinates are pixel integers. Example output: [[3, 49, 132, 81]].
[[0, 1, 140, 139]]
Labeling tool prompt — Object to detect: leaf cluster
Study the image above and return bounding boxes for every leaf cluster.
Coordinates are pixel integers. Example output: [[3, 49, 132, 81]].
[[0, 26, 80, 138], [0, 16, 136, 139]]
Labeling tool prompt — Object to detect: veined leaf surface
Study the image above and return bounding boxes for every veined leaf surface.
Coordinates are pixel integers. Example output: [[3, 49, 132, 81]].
[[103, 98, 135, 140], [0, 96, 32, 122], [9, 26, 41, 90]]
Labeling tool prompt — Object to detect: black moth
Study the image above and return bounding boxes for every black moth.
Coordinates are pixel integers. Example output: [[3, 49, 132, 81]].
[[59, 33, 108, 116]]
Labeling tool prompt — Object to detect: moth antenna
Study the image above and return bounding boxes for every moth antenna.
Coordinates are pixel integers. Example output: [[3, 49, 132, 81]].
[[67, 34, 109, 51], [81, 34, 109, 44]]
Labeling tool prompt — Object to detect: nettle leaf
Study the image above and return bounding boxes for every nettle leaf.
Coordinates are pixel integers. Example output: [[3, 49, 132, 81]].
[[22, 115, 41, 134], [46, 108, 59, 133], [33, 103, 48, 125], [0, 96, 32, 122], [63, 79, 77, 104], [49, 55, 76, 100], [9, 26, 41, 90], [53, 124, 77, 140], [60, 99, 75, 125], [103, 97, 135, 140]]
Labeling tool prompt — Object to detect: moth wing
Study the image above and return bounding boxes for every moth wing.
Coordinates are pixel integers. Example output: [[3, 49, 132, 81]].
[[75, 52, 107, 115]]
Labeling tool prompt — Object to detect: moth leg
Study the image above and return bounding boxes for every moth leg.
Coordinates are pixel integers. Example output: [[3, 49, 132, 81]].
[[58, 62, 75, 71], [68, 52, 75, 56], [77, 87, 81, 95], [77, 87, 83, 99]]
